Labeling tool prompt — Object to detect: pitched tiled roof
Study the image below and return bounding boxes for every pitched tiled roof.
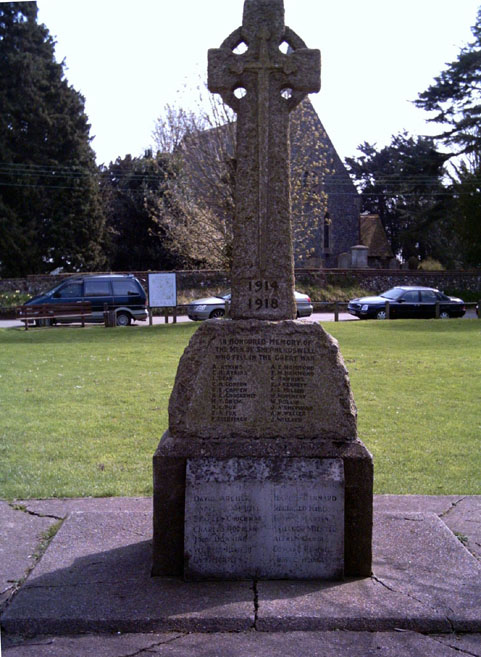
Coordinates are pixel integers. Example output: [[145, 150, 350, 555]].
[[360, 214, 394, 258]]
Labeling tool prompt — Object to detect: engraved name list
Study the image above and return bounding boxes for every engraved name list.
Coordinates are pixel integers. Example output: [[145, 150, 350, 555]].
[[184, 457, 345, 579], [210, 334, 317, 426]]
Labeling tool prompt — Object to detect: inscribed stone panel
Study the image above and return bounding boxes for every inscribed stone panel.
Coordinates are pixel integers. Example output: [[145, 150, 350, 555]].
[[184, 457, 344, 580]]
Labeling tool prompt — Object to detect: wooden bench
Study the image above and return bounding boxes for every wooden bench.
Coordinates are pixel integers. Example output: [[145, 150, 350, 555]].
[[16, 302, 92, 330]]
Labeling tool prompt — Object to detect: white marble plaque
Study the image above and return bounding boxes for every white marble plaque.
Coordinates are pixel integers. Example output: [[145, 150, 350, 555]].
[[184, 457, 344, 580]]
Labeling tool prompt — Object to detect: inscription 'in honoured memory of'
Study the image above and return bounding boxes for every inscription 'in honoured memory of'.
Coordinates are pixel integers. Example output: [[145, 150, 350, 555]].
[[184, 458, 345, 580]]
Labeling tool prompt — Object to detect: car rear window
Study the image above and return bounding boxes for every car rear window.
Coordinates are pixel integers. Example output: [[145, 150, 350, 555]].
[[402, 291, 419, 302], [84, 280, 112, 296], [420, 290, 437, 302], [112, 280, 141, 296]]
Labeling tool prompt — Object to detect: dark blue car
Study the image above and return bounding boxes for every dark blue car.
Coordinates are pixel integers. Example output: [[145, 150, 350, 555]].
[[24, 274, 148, 326]]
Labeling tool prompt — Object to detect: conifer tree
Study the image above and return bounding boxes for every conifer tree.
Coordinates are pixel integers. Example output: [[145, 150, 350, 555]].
[[415, 8, 481, 158], [0, 2, 107, 276], [415, 7, 481, 266], [101, 152, 180, 271]]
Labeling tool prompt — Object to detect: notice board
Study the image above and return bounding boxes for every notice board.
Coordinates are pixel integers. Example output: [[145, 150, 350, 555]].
[[148, 273, 177, 308]]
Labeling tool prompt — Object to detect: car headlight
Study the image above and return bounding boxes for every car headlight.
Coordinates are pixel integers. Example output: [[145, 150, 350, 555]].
[[194, 305, 207, 312], [361, 304, 369, 311]]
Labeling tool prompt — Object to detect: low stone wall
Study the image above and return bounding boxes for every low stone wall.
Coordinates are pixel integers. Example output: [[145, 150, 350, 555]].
[[1, 268, 480, 300], [0, 270, 231, 298], [296, 268, 481, 295]]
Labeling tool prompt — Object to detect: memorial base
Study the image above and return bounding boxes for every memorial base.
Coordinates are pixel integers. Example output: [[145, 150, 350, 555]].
[[184, 457, 345, 580], [152, 432, 373, 579]]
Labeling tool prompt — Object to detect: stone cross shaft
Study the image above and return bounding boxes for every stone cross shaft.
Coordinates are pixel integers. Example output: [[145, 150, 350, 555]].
[[208, 0, 320, 320]]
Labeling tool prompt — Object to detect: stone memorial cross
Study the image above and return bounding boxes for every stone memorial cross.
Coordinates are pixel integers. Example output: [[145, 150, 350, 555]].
[[153, 1, 373, 580], [208, 0, 320, 320]]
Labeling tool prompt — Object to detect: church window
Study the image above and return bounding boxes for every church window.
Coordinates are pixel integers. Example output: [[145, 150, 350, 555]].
[[323, 212, 331, 251]]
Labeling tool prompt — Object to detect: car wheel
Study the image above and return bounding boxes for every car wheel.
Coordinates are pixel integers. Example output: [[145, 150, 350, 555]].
[[209, 308, 225, 319], [36, 318, 52, 327], [116, 312, 131, 326], [439, 311, 450, 319], [376, 309, 387, 320]]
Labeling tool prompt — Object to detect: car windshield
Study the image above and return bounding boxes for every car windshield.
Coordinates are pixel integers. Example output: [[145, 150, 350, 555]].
[[40, 281, 65, 296], [380, 288, 403, 300], [215, 293, 231, 301]]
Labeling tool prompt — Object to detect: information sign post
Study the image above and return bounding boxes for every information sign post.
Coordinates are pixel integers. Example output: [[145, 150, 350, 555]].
[[147, 273, 177, 324]]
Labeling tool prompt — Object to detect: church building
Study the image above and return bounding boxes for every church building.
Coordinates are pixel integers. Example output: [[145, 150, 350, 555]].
[[290, 100, 360, 268], [179, 99, 391, 269]]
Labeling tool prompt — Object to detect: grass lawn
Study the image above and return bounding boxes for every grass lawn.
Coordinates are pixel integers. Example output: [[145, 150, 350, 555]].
[[0, 319, 479, 499]]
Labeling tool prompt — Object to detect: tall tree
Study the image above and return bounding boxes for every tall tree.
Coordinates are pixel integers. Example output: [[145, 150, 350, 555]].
[[345, 134, 457, 265], [415, 8, 481, 266], [0, 2, 107, 277], [415, 7, 481, 158], [450, 157, 481, 267], [100, 152, 180, 271]]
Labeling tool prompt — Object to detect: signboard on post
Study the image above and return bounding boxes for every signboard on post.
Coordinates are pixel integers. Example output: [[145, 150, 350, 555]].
[[148, 273, 177, 308]]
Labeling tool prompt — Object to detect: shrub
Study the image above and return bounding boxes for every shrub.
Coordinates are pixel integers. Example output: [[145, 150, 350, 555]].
[[418, 258, 445, 271]]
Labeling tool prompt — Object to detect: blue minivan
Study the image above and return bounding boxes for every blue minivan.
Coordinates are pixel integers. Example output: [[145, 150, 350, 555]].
[[24, 274, 148, 326]]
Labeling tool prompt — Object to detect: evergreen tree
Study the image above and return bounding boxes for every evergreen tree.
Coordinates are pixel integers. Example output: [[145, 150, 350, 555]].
[[0, 2, 107, 276], [415, 7, 481, 266], [345, 134, 458, 265], [101, 152, 180, 271], [415, 8, 481, 158], [450, 159, 481, 266]]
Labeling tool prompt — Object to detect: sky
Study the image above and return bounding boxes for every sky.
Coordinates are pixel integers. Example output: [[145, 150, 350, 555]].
[[35, 0, 480, 166]]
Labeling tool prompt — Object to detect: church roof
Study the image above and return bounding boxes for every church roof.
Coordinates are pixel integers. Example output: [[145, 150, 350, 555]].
[[360, 214, 394, 258]]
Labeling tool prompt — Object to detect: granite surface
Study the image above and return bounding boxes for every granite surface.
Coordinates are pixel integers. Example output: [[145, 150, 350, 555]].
[[168, 319, 357, 442]]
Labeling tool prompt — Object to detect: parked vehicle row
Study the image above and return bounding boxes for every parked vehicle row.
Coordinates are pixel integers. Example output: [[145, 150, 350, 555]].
[[20, 279, 468, 326]]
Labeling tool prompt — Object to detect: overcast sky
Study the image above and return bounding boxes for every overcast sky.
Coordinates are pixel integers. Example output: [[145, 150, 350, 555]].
[[36, 0, 480, 166]]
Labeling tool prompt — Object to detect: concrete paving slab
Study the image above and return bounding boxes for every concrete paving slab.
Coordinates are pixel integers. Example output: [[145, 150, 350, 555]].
[[441, 496, 481, 561], [17, 510, 152, 585], [15, 496, 152, 518], [257, 513, 481, 632], [431, 633, 481, 656], [1, 511, 254, 635], [375, 496, 481, 561], [0, 502, 58, 612], [3, 631, 478, 657], [374, 512, 481, 631], [2, 502, 481, 639], [256, 577, 450, 632], [374, 494, 462, 516]]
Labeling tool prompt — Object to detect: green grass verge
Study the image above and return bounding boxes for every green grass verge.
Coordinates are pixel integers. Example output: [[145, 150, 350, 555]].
[[326, 320, 480, 495], [0, 320, 479, 499], [296, 282, 370, 302], [0, 324, 197, 499]]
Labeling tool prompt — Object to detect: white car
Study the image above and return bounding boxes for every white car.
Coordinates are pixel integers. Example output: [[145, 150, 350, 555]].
[[187, 291, 313, 320]]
